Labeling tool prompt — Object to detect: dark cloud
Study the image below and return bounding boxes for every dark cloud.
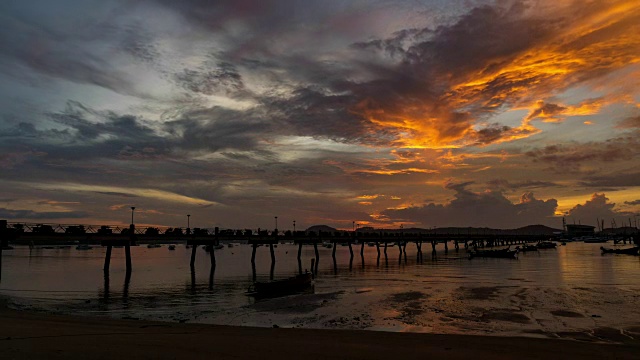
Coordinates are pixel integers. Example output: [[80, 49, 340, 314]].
[[525, 134, 640, 172], [616, 115, 640, 129], [0, 20, 144, 98], [579, 172, 640, 188], [120, 24, 160, 64], [624, 200, 640, 206], [0, 207, 88, 220], [174, 60, 244, 96], [525, 102, 568, 122], [382, 182, 559, 228], [487, 179, 560, 190], [94, 191, 139, 198], [567, 193, 632, 226]]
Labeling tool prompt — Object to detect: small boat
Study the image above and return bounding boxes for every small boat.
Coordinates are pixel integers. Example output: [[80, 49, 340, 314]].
[[536, 242, 557, 249], [322, 242, 333, 248], [247, 273, 313, 298], [600, 246, 639, 255], [227, 243, 234, 248], [517, 245, 538, 252], [367, 242, 375, 247], [147, 244, 162, 248], [76, 244, 93, 250], [168, 245, 176, 250], [469, 248, 518, 259], [583, 237, 607, 243]]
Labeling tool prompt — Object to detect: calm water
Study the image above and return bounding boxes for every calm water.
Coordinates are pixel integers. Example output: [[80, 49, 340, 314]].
[[2, 242, 640, 341]]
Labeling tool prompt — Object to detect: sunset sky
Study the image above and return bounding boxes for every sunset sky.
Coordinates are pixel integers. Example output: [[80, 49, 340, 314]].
[[0, 0, 638, 230]]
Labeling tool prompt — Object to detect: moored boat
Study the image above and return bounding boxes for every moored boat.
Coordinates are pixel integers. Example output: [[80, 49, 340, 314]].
[[168, 245, 176, 250], [76, 244, 92, 250], [583, 237, 608, 243], [536, 241, 557, 249], [468, 248, 518, 259], [517, 245, 538, 252], [247, 273, 313, 298], [600, 246, 639, 255]]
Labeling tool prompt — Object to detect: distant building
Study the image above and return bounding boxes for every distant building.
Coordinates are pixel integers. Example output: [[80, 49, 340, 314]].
[[566, 224, 595, 238]]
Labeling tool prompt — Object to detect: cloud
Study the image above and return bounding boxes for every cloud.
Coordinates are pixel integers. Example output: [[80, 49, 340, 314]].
[[174, 59, 245, 96], [616, 115, 640, 129], [0, 207, 88, 220], [579, 172, 640, 188], [624, 199, 640, 206], [525, 134, 640, 172], [524, 99, 604, 123], [487, 179, 560, 190], [382, 181, 558, 228], [567, 193, 633, 226]]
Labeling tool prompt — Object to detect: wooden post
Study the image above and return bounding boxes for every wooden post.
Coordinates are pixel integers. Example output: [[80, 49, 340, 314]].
[[311, 241, 320, 275], [376, 241, 380, 260], [251, 243, 257, 282], [125, 243, 132, 275], [444, 240, 449, 252], [383, 242, 388, 258], [270, 243, 276, 264], [104, 245, 112, 272], [251, 243, 257, 264], [311, 258, 316, 278], [360, 241, 364, 258], [190, 243, 197, 268], [348, 241, 354, 260], [210, 242, 216, 269], [332, 240, 337, 259]]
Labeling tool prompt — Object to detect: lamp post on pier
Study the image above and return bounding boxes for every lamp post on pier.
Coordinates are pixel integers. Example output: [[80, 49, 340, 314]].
[[293, 220, 296, 233], [187, 214, 191, 235], [130, 207, 135, 225], [274, 216, 278, 232]]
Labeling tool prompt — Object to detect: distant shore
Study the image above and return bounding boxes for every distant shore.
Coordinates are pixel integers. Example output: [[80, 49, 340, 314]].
[[1, 304, 639, 360]]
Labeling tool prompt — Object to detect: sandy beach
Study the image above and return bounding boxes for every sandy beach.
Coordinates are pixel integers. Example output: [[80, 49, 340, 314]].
[[1, 305, 639, 360]]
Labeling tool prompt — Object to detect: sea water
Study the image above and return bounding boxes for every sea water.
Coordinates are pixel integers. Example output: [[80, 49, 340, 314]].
[[1, 242, 640, 342]]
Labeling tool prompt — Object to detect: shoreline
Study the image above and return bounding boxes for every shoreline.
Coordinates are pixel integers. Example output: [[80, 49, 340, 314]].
[[1, 305, 639, 359]]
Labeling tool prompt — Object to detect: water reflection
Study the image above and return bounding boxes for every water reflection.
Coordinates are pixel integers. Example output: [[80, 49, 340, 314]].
[[2, 242, 640, 328]]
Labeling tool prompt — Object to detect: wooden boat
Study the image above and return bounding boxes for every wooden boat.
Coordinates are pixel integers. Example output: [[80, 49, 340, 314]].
[[536, 242, 557, 249], [517, 245, 538, 252], [468, 248, 518, 259], [247, 273, 313, 298], [147, 244, 161, 248], [583, 237, 607, 243], [168, 245, 176, 250], [600, 246, 640, 255]]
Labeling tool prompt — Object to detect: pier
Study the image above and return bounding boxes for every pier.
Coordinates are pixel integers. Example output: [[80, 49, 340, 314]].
[[1, 220, 638, 283]]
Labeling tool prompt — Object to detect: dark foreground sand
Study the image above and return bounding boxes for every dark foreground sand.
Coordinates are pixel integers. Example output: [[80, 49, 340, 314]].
[[1, 307, 639, 360]]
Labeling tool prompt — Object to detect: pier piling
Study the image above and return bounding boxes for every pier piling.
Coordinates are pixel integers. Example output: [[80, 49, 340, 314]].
[[104, 245, 112, 272], [125, 244, 132, 275]]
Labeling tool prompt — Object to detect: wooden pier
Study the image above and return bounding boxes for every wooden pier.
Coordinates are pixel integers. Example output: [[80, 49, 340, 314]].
[[3, 219, 638, 285]]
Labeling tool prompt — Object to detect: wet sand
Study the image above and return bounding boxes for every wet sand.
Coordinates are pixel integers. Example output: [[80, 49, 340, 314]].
[[1, 307, 639, 360]]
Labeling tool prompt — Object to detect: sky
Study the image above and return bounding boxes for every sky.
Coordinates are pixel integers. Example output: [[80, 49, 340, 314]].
[[0, 0, 638, 231]]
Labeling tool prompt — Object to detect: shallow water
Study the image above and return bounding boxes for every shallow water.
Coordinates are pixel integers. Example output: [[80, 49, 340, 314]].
[[2, 242, 640, 342]]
